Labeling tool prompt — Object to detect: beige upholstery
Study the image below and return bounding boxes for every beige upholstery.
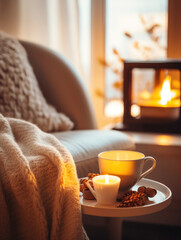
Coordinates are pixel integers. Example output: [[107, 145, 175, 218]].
[[20, 41, 135, 177], [52, 130, 134, 177], [20, 40, 97, 130]]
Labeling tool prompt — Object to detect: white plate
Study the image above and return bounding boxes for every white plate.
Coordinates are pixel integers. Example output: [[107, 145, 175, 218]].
[[80, 178, 172, 217]]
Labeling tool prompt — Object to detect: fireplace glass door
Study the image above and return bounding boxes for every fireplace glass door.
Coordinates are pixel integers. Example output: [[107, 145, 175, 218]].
[[123, 60, 181, 133]]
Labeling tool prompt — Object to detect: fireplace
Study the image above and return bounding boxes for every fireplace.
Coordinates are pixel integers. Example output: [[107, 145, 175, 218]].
[[123, 59, 181, 133]]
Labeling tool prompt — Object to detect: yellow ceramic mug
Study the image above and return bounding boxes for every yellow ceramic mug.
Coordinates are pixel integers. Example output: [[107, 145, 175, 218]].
[[98, 150, 156, 193]]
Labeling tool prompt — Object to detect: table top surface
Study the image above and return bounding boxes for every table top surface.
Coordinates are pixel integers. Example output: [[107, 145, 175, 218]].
[[80, 178, 172, 218]]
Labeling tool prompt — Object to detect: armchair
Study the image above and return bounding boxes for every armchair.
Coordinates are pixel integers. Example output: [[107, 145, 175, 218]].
[[20, 40, 135, 177]]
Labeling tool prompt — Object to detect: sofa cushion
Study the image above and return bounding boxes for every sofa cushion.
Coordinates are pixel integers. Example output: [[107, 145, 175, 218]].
[[0, 31, 74, 132], [51, 129, 135, 177]]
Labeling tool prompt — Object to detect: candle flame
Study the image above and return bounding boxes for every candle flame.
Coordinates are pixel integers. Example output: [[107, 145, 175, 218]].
[[131, 104, 140, 117], [160, 76, 172, 105], [105, 175, 109, 184]]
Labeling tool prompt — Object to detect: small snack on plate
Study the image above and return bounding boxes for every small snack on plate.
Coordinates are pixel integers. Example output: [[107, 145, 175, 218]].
[[138, 186, 157, 198], [88, 173, 100, 179], [83, 188, 95, 200], [80, 179, 88, 193], [117, 186, 157, 208], [145, 187, 157, 198], [80, 184, 85, 193], [80, 179, 89, 189], [79, 173, 99, 199], [117, 192, 148, 207], [137, 186, 147, 193]]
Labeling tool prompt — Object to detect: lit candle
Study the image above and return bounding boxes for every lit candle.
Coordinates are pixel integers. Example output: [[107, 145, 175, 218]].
[[87, 175, 121, 205], [137, 76, 180, 119], [105, 174, 109, 184], [95, 175, 118, 184]]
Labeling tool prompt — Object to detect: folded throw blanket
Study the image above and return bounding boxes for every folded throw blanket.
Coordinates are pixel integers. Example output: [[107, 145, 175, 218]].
[[0, 114, 86, 240]]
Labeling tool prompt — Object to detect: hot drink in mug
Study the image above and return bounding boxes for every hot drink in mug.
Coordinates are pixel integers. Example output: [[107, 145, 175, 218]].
[[98, 150, 156, 193]]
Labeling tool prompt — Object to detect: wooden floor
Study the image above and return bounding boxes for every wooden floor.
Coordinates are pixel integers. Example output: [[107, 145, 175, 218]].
[[84, 221, 181, 240]]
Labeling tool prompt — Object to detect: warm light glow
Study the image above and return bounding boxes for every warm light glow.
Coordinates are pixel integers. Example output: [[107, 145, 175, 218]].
[[139, 90, 151, 100], [105, 175, 109, 184], [160, 76, 172, 105], [105, 99, 123, 118], [171, 89, 179, 99], [156, 135, 173, 146], [131, 104, 140, 117]]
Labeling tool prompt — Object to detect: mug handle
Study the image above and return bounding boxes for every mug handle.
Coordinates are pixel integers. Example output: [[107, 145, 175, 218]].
[[86, 180, 97, 199], [139, 156, 156, 180]]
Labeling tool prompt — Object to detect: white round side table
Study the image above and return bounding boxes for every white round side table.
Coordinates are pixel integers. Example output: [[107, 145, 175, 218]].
[[80, 178, 172, 240]]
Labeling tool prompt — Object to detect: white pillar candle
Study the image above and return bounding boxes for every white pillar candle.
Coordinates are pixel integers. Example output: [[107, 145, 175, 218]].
[[89, 175, 121, 205]]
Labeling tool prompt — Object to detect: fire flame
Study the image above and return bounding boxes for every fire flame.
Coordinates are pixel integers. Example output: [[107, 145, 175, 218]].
[[160, 76, 172, 105], [105, 175, 109, 184]]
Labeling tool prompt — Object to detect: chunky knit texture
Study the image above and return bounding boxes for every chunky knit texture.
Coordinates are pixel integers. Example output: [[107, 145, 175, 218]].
[[0, 31, 74, 132], [0, 114, 85, 240]]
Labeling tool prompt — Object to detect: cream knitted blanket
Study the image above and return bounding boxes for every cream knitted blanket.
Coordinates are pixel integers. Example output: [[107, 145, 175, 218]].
[[0, 114, 85, 240]]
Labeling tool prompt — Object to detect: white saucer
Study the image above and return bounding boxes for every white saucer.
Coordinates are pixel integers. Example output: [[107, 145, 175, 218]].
[[80, 178, 172, 217]]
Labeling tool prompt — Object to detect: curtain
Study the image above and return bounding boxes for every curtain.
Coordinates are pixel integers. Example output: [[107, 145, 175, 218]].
[[0, 0, 83, 78]]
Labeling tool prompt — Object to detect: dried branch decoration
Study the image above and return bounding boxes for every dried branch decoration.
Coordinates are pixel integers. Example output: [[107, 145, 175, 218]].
[[97, 14, 166, 96]]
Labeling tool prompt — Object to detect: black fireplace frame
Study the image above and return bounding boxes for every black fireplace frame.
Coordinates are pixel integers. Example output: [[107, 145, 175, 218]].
[[123, 59, 181, 133]]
